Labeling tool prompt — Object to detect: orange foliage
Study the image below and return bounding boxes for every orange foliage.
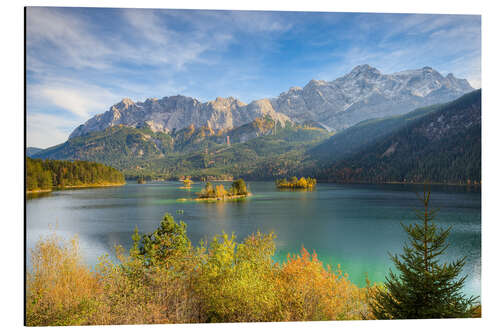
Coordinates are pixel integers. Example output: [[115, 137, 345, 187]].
[[278, 247, 374, 321], [26, 222, 375, 326]]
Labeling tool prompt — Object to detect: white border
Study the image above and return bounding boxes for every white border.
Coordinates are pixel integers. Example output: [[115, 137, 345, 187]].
[[2, 1, 498, 332]]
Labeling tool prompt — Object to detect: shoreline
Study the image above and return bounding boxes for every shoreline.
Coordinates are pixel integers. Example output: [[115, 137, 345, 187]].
[[26, 182, 126, 194], [178, 193, 251, 202], [276, 186, 315, 190], [322, 180, 481, 187]]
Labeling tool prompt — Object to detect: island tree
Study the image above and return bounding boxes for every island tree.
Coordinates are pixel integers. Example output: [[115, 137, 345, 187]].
[[230, 178, 248, 195]]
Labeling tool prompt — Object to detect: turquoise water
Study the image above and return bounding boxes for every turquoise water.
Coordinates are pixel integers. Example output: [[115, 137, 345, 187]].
[[26, 181, 481, 297]]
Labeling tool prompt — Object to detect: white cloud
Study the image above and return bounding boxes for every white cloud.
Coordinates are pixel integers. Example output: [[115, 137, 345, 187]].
[[26, 7, 113, 71], [218, 11, 293, 33], [26, 7, 228, 75], [39, 87, 109, 119], [27, 78, 123, 148], [29, 79, 120, 119], [161, 10, 293, 34], [27, 113, 78, 149]]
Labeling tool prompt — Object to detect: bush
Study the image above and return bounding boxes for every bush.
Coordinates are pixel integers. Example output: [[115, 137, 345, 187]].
[[26, 214, 374, 325], [278, 248, 373, 321], [26, 234, 101, 326], [196, 231, 282, 322]]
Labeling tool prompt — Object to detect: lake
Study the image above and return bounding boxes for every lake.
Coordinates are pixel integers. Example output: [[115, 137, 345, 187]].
[[26, 181, 481, 298]]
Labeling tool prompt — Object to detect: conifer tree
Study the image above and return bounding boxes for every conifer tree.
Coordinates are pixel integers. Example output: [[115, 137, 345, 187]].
[[370, 191, 478, 319], [135, 214, 191, 268]]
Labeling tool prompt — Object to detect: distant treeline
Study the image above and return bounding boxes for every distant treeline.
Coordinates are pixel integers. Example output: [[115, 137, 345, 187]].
[[26, 157, 125, 192]]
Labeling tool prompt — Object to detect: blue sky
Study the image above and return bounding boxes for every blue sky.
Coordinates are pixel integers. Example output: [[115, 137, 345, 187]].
[[26, 7, 481, 148]]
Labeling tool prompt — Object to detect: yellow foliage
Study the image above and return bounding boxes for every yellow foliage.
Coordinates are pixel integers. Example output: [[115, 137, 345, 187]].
[[196, 232, 282, 322], [182, 178, 193, 187], [26, 234, 101, 326], [276, 176, 316, 189], [26, 221, 376, 326], [215, 184, 227, 198]]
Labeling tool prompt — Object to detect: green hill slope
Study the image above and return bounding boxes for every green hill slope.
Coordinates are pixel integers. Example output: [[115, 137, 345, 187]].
[[314, 90, 481, 184], [33, 118, 331, 180]]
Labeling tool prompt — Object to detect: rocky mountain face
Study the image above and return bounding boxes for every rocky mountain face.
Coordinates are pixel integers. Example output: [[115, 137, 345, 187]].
[[69, 64, 473, 139], [69, 96, 290, 139], [271, 65, 474, 132]]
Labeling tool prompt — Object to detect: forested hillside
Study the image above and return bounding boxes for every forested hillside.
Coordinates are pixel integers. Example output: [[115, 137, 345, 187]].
[[26, 158, 125, 192], [307, 102, 445, 163], [33, 120, 331, 180], [315, 90, 481, 184]]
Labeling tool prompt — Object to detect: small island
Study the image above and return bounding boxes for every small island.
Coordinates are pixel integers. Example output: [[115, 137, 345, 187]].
[[178, 178, 250, 202], [275, 176, 316, 189]]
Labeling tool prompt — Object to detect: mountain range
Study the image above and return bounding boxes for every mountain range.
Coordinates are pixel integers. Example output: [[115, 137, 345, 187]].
[[69, 65, 473, 139], [31, 65, 479, 184]]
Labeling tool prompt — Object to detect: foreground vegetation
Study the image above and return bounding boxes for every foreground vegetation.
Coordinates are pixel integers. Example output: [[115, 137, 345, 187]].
[[26, 192, 479, 326], [276, 176, 317, 189], [26, 214, 374, 326], [26, 157, 125, 192]]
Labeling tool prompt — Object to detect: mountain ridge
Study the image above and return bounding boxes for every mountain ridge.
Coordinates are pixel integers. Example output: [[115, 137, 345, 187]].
[[68, 65, 473, 139], [271, 65, 473, 131]]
